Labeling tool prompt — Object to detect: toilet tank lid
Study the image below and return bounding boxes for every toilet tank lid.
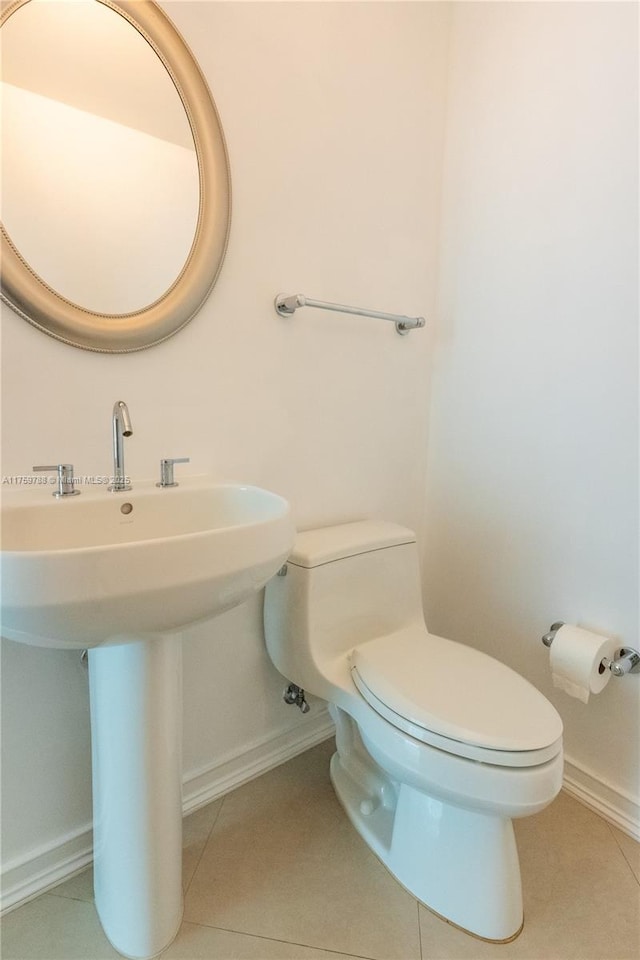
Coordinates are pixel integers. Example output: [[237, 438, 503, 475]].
[[288, 521, 416, 568]]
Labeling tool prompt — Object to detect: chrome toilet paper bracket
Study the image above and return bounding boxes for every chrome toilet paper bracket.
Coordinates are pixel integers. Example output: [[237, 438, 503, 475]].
[[541, 622, 640, 676]]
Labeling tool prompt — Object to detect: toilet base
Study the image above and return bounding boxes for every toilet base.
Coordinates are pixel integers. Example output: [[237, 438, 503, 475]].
[[329, 715, 524, 942]]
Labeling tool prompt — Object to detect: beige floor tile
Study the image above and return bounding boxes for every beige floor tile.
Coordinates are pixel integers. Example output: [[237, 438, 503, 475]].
[[419, 791, 640, 959], [185, 740, 421, 960], [160, 920, 373, 959], [5, 746, 638, 960], [609, 825, 640, 884], [0, 894, 120, 960], [182, 799, 224, 891], [49, 864, 94, 903]]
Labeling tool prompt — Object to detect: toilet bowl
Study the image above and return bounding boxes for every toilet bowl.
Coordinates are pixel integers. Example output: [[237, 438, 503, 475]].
[[264, 520, 563, 942]]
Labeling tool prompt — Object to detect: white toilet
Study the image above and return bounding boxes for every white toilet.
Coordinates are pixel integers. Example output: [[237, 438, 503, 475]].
[[264, 520, 563, 942]]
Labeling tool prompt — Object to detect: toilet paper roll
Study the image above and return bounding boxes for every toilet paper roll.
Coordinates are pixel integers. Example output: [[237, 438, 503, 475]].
[[550, 624, 617, 702]]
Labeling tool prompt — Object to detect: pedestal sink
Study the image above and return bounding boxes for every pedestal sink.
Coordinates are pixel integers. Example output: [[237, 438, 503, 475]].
[[0, 477, 295, 959]]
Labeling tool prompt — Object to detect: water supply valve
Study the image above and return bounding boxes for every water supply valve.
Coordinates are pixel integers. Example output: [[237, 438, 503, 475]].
[[283, 682, 310, 713]]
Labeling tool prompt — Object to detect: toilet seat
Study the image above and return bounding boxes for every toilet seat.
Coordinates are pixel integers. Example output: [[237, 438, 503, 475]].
[[350, 627, 563, 768]]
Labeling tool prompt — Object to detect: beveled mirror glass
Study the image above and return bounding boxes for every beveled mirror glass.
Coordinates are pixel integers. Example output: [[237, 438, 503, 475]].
[[0, 0, 231, 352]]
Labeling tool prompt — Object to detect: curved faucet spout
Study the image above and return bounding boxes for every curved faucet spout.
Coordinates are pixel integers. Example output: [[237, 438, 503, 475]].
[[109, 401, 133, 492], [115, 400, 133, 438]]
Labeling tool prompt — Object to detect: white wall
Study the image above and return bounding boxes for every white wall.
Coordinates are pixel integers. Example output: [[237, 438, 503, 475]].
[[424, 2, 638, 807], [1, 1, 450, 878]]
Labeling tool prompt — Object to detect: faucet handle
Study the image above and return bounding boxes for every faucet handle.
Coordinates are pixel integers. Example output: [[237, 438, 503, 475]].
[[33, 463, 80, 498], [156, 458, 190, 488]]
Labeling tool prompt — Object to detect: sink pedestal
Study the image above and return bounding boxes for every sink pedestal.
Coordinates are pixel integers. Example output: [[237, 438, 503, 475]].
[[89, 636, 184, 959]]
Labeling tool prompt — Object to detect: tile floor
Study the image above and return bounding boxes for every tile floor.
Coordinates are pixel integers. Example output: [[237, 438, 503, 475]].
[[2, 739, 639, 960]]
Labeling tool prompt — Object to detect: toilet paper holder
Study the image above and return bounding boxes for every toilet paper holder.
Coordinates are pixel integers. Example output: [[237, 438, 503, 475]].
[[541, 622, 640, 677]]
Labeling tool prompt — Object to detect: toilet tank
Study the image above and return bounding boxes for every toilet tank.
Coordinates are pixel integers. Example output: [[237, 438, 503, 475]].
[[263, 521, 425, 698]]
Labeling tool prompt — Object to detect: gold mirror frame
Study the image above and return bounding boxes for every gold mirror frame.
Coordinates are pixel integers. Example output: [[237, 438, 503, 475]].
[[0, 0, 231, 353]]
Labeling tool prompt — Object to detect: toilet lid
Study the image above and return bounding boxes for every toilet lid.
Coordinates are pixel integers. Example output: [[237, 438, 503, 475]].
[[351, 627, 563, 754]]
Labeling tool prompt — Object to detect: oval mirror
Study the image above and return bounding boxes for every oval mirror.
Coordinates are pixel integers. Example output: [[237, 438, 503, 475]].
[[0, 0, 231, 352]]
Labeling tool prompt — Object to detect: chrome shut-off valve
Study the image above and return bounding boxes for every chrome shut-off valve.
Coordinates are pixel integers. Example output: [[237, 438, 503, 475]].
[[283, 683, 310, 714]]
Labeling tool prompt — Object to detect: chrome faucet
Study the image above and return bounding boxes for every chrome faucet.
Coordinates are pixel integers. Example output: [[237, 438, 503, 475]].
[[109, 401, 133, 492]]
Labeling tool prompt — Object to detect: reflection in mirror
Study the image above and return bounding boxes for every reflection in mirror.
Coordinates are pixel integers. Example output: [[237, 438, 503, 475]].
[[0, 0, 231, 352], [2, 0, 199, 314]]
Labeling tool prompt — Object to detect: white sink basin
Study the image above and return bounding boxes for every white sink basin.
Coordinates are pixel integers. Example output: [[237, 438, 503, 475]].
[[1, 476, 294, 648]]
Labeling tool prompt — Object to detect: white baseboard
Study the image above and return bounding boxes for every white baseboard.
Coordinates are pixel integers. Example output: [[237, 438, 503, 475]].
[[563, 754, 640, 841], [1, 709, 335, 916], [0, 824, 94, 916]]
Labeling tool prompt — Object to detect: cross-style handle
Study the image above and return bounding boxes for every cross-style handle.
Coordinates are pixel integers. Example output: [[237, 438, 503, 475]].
[[156, 458, 190, 488]]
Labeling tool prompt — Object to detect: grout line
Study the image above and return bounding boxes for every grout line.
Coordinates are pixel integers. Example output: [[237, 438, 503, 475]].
[[174, 917, 378, 959], [36, 865, 94, 907], [183, 797, 227, 899], [47, 889, 93, 905], [605, 821, 640, 887], [33, 890, 93, 909]]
